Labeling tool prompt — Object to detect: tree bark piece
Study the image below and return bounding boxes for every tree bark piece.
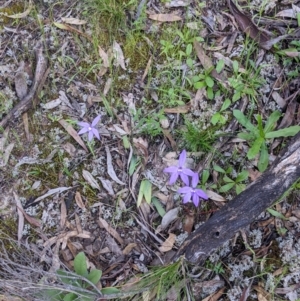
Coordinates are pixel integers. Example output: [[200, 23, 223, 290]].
[[172, 133, 300, 265], [0, 43, 48, 129]]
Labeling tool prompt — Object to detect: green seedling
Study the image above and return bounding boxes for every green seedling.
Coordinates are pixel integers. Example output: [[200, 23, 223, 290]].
[[214, 165, 249, 195], [128, 155, 140, 176], [43, 252, 118, 300], [192, 66, 215, 99], [233, 110, 300, 172], [211, 98, 231, 125], [205, 260, 225, 274]]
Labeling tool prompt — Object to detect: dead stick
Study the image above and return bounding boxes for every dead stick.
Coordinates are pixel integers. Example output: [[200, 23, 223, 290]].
[[172, 132, 300, 265], [0, 43, 48, 129]]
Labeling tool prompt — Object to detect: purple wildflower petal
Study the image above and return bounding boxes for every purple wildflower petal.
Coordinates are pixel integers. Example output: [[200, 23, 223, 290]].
[[195, 189, 208, 200], [183, 192, 192, 204], [78, 127, 90, 135], [92, 115, 101, 127], [182, 168, 195, 177], [92, 128, 100, 140], [88, 130, 94, 141], [163, 166, 178, 173], [191, 172, 199, 188], [169, 172, 179, 185], [178, 150, 187, 167], [78, 122, 90, 127], [180, 173, 190, 186], [177, 186, 192, 194], [192, 193, 200, 206]]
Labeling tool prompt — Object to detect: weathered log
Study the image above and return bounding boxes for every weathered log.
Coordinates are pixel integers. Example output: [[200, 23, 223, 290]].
[[172, 132, 300, 265]]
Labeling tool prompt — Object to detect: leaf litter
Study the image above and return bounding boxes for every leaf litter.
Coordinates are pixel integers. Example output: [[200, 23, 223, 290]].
[[1, 0, 300, 300]]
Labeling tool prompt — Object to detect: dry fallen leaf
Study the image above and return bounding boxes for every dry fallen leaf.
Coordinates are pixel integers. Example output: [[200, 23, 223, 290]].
[[61, 17, 87, 25], [32, 187, 73, 205], [98, 177, 115, 195], [122, 243, 137, 255], [58, 119, 88, 152], [206, 190, 226, 202], [13, 191, 24, 244], [148, 13, 182, 22], [98, 217, 124, 245], [75, 191, 85, 209], [54, 22, 91, 41], [98, 45, 109, 68], [160, 208, 179, 230], [60, 199, 67, 228], [159, 233, 176, 252], [105, 146, 125, 185], [82, 170, 101, 190], [112, 40, 126, 70]]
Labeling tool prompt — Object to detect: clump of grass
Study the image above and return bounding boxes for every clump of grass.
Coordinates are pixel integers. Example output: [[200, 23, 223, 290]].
[[180, 120, 217, 152]]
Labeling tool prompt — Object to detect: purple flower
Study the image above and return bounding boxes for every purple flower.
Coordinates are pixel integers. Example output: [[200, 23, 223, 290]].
[[163, 150, 194, 185], [78, 115, 101, 141], [177, 172, 208, 207]]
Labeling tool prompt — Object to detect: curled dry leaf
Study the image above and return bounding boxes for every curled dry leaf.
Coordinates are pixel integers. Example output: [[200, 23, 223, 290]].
[[75, 191, 85, 209], [58, 119, 88, 152], [148, 13, 182, 22], [61, 17, 87, 25], [159, 233, 176, 252], [82, 169, 101, 190], [112, 40, 126, 70], [105, 146, 125, 185]]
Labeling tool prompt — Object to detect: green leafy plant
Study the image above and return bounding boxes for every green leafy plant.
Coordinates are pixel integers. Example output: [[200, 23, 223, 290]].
[[211, 98, 231, 125], [234, 110, 300, 172], [214, 165, 249, 194], [205, 260, 225, 274], [192, 66, 215, 99], [43, 252, 118, 300], [228, 60, 263, 102]]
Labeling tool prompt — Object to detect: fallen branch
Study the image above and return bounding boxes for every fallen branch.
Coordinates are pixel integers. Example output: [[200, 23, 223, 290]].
[[172, 132, 300, 265], [0, 43, 48, 129]]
